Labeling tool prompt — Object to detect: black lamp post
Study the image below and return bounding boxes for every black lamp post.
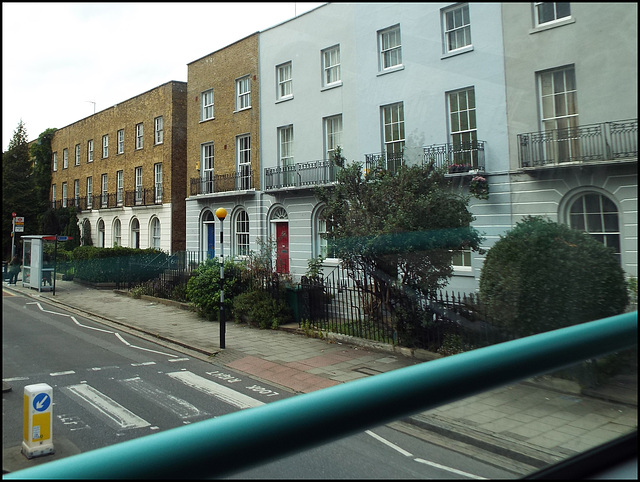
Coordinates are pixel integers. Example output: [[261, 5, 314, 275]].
[[216, 208, 227, 348]]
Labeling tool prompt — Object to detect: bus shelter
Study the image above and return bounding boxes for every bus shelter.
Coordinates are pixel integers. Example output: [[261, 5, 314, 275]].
[[20, 235, 55, 292]]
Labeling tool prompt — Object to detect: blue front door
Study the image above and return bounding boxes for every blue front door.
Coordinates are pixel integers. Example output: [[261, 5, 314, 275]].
[[207, 223, 215, 259]]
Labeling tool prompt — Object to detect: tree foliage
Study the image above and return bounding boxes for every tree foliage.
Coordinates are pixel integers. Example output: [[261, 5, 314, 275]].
[[316, 159, 483, 343], [479, 216, 629, 337]]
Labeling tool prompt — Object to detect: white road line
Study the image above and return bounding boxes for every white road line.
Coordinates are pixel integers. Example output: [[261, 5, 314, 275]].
[[365, 430, 413, 457], [414, 458, 487, 479], [65, 383, 150, 430], [167, 371, 264, 410], [120, 377, 207, 420], [50, 371, 76, 376]]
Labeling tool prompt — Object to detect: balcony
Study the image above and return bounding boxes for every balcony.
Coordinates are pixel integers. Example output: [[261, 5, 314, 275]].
[[190, 169, 254, 196], [518, 119, 637, 169], [364, 152, 405, 175], [422, 140, 486, 173], [124, 188, 163, 207], [264, 160, 338, 191]]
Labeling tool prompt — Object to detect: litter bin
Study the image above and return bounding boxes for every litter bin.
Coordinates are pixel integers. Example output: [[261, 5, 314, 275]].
[[286, 285, 302, 323]]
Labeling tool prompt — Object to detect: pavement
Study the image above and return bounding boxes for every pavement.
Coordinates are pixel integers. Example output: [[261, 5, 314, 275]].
[[2, 276, 637, 476]]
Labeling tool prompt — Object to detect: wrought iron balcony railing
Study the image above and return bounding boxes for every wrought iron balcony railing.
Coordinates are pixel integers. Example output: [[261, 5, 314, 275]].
[[124, 188, 163, 207], [264, 160, 338, 190], [422, 140, 486, 172], [518, 119, 637, 168], [190, 169, 254, 196], [364, 152, 405, 175]]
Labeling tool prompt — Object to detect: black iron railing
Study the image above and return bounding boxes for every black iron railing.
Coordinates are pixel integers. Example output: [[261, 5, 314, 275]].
[[422, 140, 486, 172], [190, 170, 254, 196], [518, 119, 637, 168], [364, 152, 405, 174], [264, 160, 338, 190]]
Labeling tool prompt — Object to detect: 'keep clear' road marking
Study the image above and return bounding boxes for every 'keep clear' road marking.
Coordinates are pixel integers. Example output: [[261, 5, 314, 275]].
[[167, 371, 264, 410], [64, 383, 150, 430]]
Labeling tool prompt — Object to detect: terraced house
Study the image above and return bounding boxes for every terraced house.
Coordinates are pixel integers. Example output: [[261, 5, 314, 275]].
[[49, 81, 187, 253]]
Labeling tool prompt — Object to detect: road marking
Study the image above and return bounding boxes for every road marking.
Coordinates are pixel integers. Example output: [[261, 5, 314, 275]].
[[64, 383, 150, 430], [120, 376, 207, 420], [365, 430, 413, 457], [414, 458, 487, 479], [167, 371, 264, 410], [50, 371, 76, 376]]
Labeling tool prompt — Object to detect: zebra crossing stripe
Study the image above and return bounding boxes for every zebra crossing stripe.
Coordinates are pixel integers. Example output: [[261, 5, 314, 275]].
[[120, 377, 207, 420], [65, 384, 150, 430], [167, 371, 264, 409]]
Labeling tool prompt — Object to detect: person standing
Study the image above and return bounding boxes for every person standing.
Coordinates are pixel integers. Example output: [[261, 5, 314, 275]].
[[8, 254, 21, 285]]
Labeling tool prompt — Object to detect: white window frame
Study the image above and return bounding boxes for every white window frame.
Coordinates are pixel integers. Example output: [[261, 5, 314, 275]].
[[86, 177, 92, 208], [201, 142, 214, 194], [322, 45, 341, 87], [201, 89, 214, 121], [279, 125, 294, 185], [131, 218, 140, 249], [154, 163, 162, 203], [324, 114, 343, 161], [534, 2, 571, 27], [53, 152, 57, 171], [378, 25, 402, 72], [101, 173, 108, 207], [75, 144, 81, 166], [87, 139, 94, 162], [102, 135, 109, 158], [382, 102, 405, 163], [236, 75, 251, 111], [136, 123, 143, 150], [447, 87, 478, 166], [443, 3, 472, 54], [98, 219, 105, 248], [113, 218, 122, 247], [60, 182, 67, 207], [235, 210, 250, 257], [452, 249, 472, 272], [277, 62, 293, 100], [51, 184, 56, 208], [154, 116, 163, 145], [117, 129, 125, 154], [74, 179, 80, 204], [236, 135, 251, 190], [63, 148, 68, 169], [150, 217, 161, 250], [135, 166, 143, 204], [116, 170, 124, 206]]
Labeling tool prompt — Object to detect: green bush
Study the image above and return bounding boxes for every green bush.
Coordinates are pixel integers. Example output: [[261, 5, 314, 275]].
[[72, 246, 167, 283], [232, 289, 293, 329], [479, 216, 629, 337], [185, 258, 248, 321]]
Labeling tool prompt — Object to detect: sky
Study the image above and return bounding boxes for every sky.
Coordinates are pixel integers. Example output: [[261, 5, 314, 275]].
[[2, 2, 326, 152]]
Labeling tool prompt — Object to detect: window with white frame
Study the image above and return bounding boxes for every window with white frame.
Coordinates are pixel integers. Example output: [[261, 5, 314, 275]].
[[63, 148, 68, 169], [113, 218, 121, 247], [116, 170, 124, 205], [74, 179, 80, 204], [538, 66, 578, 163], [87, 139, 94, 162], [443, 3, 472, 54], [135, 166, 143, 203], [151, 217, 161, 249], [98, 219, 105, 248], [568, 192, 621, 263], [535, 2, 571, 26], [51, 184, 56, 208], [201, 89, 214, 121], [279, 125, 294, 184], [236, 135, 251, 190], [201, 142, 214, 194], [53, 152, 57, 171], [448, 87, 478, 166], [86, 177, 92, 208], [62, 182, 68, 207], [117, 129, 124, 154], [131, 218, 140, 249], [236, 75, 251, 110], [276, 62, 293, 100], [102, 135, 109, 158], [235, 210, 250, 257], [75, 144, 81, 165], [101, 174, 108, 207], [382, 102, 405, 172], [154, 116, 163, 144], [322, 45, 341, 87], [154, 163, 162, 202], [136, 123, 143, 149], [452, 249, 472, 271], [324, 115, 343, 162], [378, 25, 402, 71], [316, 208, 337, 259]]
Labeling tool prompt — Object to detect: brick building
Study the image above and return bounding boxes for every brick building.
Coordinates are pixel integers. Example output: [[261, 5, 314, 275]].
[[50, 81, 187, 253]]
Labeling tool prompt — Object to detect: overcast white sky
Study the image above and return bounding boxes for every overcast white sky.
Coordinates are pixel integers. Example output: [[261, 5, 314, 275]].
[[2, 2, 325, 152]]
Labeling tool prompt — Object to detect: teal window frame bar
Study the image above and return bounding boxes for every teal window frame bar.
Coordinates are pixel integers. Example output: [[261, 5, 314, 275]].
[[5, 311, 636, 480]]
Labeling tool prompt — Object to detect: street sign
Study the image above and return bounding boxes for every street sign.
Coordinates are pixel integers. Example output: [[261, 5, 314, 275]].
[[56, 236, 72, 241], [42, 236, 57, 241], [22, 383, 54, 459], [14, 226, 24, 232], [15, 217, 24, 224]]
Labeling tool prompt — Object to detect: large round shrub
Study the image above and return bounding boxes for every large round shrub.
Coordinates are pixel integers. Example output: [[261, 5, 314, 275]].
[[479, 216, 628, 337]]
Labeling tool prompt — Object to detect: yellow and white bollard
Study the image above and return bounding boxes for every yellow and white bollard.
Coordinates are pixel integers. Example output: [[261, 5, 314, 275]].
[[22, 383, 54, 459]]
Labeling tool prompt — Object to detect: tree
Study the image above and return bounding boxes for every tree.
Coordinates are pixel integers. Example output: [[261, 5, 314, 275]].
[[479, 216, 629, 337], [2, 121, 32, 259], [316, 158, 483, 344], [31, 128, 56, 231]]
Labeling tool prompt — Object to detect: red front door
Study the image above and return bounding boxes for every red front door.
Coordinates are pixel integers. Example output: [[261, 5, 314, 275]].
[[276, 223, 289, 274]]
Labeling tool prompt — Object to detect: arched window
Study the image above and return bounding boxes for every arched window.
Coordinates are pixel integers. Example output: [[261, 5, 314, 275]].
[[150, 217, 161, 249], [97, 219, 105, 248], [202, 210, 215, 259], [131, 218, 140, 249], [113, 218, 121, 247], [314, 207, 337, 259], [235, 210, 249, 257], [568, 192, 620, 263]]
